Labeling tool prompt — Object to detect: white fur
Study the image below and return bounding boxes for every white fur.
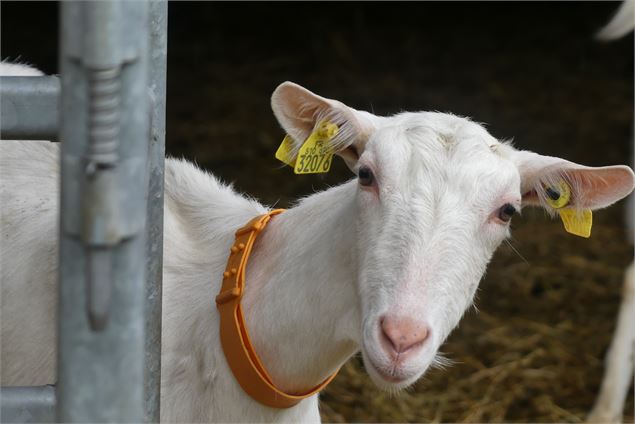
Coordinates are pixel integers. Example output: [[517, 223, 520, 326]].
[[0, 61, 44, 76], [587, 264, 635, 424], [596, 0, 635, 41], [1, 74, 634, 422]]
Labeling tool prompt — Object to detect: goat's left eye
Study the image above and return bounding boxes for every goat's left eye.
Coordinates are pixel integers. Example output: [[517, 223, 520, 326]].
[[358, 167, 374, 187], [497, 203, 517, 223]]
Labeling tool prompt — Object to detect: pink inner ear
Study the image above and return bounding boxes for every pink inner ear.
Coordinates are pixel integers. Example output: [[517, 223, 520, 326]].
[[283, 103, 320, 137], [274, 85, 331, 140], [521, 189, 540, 205], [287, 93, 327, 125], [515, 150, 634, 210], [568, 166, 635, 210]]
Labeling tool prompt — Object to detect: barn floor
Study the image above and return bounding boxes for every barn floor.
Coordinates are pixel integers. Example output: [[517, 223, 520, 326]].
[[2, 2, 633, 422]]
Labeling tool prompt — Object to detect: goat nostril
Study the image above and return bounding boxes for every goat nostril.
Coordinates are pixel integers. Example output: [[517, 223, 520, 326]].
[[380, 316, 429, 355], [380, 325, 398, 352]]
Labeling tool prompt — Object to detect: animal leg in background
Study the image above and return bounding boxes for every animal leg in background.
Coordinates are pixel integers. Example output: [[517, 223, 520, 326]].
[[587, 263, 635, 423]]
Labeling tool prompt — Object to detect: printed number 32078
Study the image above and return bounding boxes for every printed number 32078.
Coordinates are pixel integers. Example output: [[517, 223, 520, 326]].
[[295, 141, 333, 174]]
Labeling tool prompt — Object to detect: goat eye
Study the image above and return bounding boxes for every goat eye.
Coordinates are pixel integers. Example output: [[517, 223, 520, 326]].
[[498, 203, 517, 222], [358, 167, 374, 186]]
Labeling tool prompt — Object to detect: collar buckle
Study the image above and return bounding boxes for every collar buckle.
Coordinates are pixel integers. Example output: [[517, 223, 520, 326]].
[[215, 287, 241, 305]]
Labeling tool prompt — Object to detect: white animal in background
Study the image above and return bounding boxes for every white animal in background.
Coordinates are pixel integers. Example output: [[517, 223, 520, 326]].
[[1, 63, 634, 422], [596, 0, 635, 40], [587, 1, 635, 422]]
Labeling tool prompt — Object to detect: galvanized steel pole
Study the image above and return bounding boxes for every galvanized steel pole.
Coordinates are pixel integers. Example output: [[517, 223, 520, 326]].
[[0, 76, 60, 140], [57, 1, 150, 421], [145, 1, 167, 422], [0, 386, 56, 423]]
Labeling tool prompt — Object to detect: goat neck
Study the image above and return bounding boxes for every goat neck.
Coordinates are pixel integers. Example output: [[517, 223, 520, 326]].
[[240, 180, 360, 395]]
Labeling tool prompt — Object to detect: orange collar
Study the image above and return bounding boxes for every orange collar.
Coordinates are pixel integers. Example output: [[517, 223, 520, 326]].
[[215, 209, 339, 408]]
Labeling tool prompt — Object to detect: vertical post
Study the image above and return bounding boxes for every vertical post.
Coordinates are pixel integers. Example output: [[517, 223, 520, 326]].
[[145, 1, 167, 422], [57, 1, 150, 421]]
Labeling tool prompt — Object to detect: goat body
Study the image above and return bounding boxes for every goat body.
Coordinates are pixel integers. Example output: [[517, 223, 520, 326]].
[[1, 140, 341, 422]]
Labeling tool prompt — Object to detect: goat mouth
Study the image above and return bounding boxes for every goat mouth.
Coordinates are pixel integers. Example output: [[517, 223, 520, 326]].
[[367, 358, 410, 384]]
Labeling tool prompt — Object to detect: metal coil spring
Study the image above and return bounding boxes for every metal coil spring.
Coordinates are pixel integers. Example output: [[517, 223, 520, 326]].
[[88, 67, 121, 168]]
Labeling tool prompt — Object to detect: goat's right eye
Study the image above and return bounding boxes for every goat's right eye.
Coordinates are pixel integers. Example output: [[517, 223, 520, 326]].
[[358, 167, 374, 186]]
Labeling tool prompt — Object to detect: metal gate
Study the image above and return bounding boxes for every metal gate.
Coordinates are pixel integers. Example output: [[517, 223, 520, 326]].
[[0, 1, 167, 421]]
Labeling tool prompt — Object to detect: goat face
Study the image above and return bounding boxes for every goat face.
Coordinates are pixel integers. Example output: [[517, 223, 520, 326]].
[[353, 116, 521, 389], [271, 82, 635, 391]]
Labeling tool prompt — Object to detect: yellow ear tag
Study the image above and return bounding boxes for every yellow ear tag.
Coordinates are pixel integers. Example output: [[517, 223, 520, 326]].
[[275, 121, 338, 173], [292, 121, 338, 174], [275, 135, 297, 168], [559, 208, 592, 238], [544, 180, 592, 238]]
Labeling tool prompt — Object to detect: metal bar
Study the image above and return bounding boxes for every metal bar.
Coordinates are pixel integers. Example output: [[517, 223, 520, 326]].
[[57, 1, 150, 422], [0, 76, 59, 140], [144, 1, 167, 422], [0, 386, 56, 423]]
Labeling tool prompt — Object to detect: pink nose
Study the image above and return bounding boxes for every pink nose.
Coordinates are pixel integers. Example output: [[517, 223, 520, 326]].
[[380, 315, 429, 357]]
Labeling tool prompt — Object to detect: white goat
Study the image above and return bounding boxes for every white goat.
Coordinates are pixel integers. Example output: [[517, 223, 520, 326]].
[[1, 63, 634, 422], [587, 1, 635, 422]]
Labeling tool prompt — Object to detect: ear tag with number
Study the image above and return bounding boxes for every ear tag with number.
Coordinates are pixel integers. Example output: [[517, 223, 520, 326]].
[[544, 180, 593, 238], [294, 121, 338, 174], [274, 121, 339, 174]]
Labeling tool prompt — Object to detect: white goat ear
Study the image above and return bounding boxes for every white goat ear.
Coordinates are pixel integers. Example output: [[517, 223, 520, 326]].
[[513, 150, 635, 210], [271, 81, 376, 170]]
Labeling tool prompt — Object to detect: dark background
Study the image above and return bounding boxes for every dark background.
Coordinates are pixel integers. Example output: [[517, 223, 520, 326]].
[[2, 2, 633, 422]]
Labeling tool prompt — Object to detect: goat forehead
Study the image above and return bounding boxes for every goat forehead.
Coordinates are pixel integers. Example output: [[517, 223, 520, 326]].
[[370, 114, 515, 200], [396, 111, 497, 146], [370, 112, 501, 163]]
